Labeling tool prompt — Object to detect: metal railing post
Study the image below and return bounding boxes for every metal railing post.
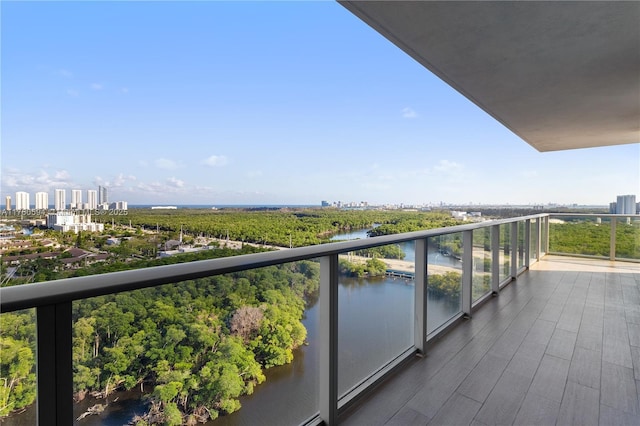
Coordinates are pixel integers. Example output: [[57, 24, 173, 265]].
[[536, 218, 542, 261], [414, 238, 427, 355], [610, 217, 617, 260], [319, 255, 339, 425], [524, 219, 531, 268], [544, 216, 550, 254], [491, 224, 500, 294], [510, 221, 518, 279], [37, 302, 73, 426], [462, 230, 473, 316]]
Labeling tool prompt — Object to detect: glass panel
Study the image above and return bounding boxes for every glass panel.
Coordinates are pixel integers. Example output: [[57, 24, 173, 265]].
[[338, 242, 414, 397], [0, 309, 37, 424], [529, 218, 539, 262], [499, 224, 511, 282], [518, 221, 526, 269], [72, 262, 319, 425], [541, 217, 549, 255], [427, 234, 463, 334], [615, 216, 640, 261], [472, 228, 491, 303], [549, 215, 610, 257]]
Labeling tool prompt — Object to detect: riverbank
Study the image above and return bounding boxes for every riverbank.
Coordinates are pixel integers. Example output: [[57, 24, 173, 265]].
[[341, 253, 463, 275]]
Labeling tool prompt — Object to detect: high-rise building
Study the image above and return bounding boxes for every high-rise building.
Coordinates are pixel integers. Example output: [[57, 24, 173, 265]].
[[71, 189, 82, 209], [55, 189, 66, 211], [616, 194, 636, 214], [87, 190, 97, 209], [15, 191, 29, 210], [5, 196, 11, 211], [35, 192, 49, 210], [98, 186, 108, 205]]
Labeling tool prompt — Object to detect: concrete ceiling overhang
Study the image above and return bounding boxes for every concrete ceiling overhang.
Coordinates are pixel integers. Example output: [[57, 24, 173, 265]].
[[340, 1, 640, 152]]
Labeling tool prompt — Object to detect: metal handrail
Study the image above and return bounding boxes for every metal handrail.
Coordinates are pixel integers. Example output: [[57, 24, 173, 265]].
[[0, 213, 548, 313]]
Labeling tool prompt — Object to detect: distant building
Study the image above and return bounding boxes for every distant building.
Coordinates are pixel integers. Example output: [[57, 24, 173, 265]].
[[609, 202, 617, 214], [71, 189, 82, 209], [87, 190, 97, 209], [5, 196, 11, 211], [109, 201, 128, 210], [15, 191, 29, 210], [55, 189, 66, 211], [35, 192, 49, 210], [321, 200, 330, 207], [98, 186, 108, 205], [616, 195, 636, 214], [47, 212, 104, 233]]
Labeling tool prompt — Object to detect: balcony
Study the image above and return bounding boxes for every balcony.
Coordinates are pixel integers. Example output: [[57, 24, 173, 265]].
[[1, 213, 639, 425], [341, 254, 640, 425]]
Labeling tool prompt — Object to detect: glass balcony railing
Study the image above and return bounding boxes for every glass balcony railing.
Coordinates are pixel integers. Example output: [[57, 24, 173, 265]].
[[498, 223, 511, 286], [426, 233, 463, 335], [529, 217, 539, 263], [549, 214, 640, 262], [4, 213, 636, 425], [471, 227, 492, 304], [337, 242, 414, 400], [0, 308, 37, 423]]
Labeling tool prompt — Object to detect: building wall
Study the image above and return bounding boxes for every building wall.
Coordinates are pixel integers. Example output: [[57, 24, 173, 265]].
[[55, 189, 66, 211], [616, 195, 637, 214], [35, 192, 49, 210], [15, 191, 29, 210], [87, 190, 97, 209], [71, 189, 82, 209]]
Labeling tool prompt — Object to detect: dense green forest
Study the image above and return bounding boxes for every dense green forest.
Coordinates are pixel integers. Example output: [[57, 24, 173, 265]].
[[549, 220, 640, 259], [106, 208, 458, 247], [1, 258, 319, 423]]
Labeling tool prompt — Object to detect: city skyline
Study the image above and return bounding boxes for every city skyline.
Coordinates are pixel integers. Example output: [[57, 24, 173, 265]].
[[2, 1, 639, 206]]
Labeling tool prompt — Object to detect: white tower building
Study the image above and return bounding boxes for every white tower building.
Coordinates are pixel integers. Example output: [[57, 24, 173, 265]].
[[35, 192, 49, 210], [98, 186, 108, 205], [87, 190, 97, 209], [616, 195, 637, 214], [15, 191, 30, 210], [55, 189, 66, 211], [71, 189, 82, 209]]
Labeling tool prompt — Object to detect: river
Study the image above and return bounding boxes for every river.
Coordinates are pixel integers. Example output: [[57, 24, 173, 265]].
[[5, 228, 462, 426]]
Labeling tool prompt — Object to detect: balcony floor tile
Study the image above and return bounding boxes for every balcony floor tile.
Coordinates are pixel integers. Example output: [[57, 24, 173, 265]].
[[340, 256, 640, 426]]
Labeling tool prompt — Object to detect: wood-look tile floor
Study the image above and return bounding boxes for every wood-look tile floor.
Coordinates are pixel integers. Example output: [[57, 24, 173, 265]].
[[340, 256, 640, 425]]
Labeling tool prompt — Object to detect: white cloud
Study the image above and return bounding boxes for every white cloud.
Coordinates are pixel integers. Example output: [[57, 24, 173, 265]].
[[67, 89, 79, 97], [90, 83, 103, 90], [136, 178, 185, 194], [166, 177, 185, 188], [434, 160, 463, 173], [202, 155, 228, 167], [93, 173, 137, 188], [54, 170, 71, 180], [402, 107, 418, 119], [155, 158, 180, 170], [1, 168, 75, 194], [247, 170, 263, 178]]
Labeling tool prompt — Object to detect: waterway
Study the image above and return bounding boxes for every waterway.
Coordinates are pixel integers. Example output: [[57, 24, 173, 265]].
[[5, 228, 463, 426]]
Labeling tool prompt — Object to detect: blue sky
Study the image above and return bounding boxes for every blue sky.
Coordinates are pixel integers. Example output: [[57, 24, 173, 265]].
[[2, 1, 638, 206]]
